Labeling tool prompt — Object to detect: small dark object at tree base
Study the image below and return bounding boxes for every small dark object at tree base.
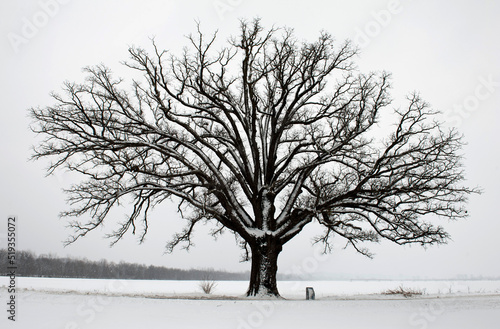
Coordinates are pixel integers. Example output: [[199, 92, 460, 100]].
[[306, 287, 315, 300]]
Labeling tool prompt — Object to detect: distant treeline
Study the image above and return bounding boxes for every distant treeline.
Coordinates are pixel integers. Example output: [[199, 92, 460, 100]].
[[0, 249, 248, 281]]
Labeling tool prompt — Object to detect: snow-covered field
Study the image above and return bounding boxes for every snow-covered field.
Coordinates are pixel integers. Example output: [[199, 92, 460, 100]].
[[1, 277, 500, 328]]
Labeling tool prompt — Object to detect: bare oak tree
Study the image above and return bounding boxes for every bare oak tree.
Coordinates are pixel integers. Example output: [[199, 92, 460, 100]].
[[31, 19, 476, 297]]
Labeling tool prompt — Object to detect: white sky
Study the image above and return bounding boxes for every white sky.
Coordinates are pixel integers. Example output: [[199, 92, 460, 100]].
[[0, 0, 499, 279]]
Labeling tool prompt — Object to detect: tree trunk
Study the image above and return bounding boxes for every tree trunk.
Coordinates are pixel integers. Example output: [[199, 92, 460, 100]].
[[246, 235, 282, 297]]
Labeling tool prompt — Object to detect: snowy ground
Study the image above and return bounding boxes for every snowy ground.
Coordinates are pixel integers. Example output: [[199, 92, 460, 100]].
[[1, 277, 500, 328]]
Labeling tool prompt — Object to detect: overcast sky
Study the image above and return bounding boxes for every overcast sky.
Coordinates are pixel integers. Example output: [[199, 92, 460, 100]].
[[1, 0, 499, 280]]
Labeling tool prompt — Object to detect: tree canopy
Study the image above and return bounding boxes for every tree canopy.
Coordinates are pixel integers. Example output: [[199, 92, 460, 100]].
[[31, 19, 477, 296]]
